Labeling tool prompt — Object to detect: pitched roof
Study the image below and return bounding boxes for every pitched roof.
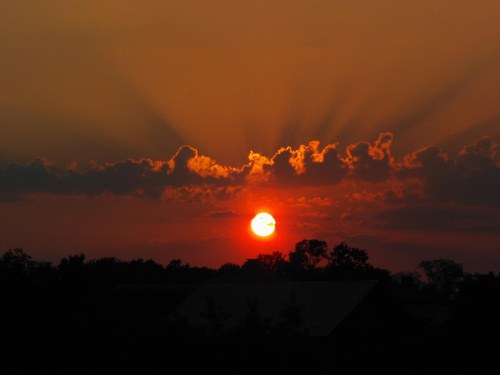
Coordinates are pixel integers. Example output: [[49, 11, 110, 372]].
[[172, 280, 379, 337]]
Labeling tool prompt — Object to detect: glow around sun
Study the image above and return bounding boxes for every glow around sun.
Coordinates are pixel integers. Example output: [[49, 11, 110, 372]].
[[251, 213, 276, 237]]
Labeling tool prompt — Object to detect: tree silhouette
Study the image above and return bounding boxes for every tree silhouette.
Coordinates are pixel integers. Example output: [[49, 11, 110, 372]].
[[2, 245, 500, 373], [392, 271, 424, 290], [0, 248, 34, 280], [217, 262, 241, 275], [328, 242, 369, 269], [58, 253, 88, 285], [128, 258, 165, 283], [288, 239, 327, 272], [418, 258, 464, 300], [277, 290, 307, 336], [325, 242, 376, 279], [200, 296, 232, 337], [255, 251, 287, 273], [236, 298, 272, 337]]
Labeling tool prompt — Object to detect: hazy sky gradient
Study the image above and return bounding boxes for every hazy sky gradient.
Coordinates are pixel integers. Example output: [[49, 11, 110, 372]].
[[1, 1, 499, 273]]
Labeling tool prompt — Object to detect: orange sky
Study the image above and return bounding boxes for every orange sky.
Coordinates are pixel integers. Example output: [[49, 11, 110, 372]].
[[1, 1, 499, 273]]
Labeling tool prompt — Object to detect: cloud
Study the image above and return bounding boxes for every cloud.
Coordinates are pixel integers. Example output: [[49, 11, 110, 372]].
[[374, 206, 463, 232], [0, 156, 174, 199], [262, 141, 348, 186], [1, 135, 498, 208], [344, 132, 394, 183], [68, 158, 173, 198], [398, 136, 500, 206], [161, 186, 243, 203], [295, 222, 320, 229], [290, 196, 334, 208], [169, 145, 244, 185], [252, 132, 395, 186], [298, 211, 330, 219], [377, 186, 424, 205], [340, 213, 364, 224], [373, 205, 500, 233], [0, 146, 246, 200], [202, 210, 237, 218], [0, 158, 61, 197]]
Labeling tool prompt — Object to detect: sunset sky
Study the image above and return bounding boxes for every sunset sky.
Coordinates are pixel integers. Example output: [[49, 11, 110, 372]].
[[1, 0, 499, 273]]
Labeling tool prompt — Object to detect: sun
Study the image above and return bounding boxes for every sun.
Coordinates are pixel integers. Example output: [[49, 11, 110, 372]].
[[251, 213, 276, 237]]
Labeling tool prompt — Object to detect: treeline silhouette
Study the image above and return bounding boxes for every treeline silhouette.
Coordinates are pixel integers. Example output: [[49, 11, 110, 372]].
[[0, 241, 470, 292], [1, 241, 500, 374]]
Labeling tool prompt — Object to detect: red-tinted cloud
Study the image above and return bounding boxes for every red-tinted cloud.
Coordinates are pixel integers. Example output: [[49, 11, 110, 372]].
[[345, 132, 394, 183], [262, 141, 347, 186], [1, 134, 498, 208], [399, 136, 500, 206]]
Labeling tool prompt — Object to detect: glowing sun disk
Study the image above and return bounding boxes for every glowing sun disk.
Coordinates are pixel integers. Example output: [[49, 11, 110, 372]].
[[251, 213, 276, 237]]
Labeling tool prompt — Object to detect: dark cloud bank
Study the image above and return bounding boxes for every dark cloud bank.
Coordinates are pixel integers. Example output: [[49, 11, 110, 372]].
[[1, 134, 499, 207]]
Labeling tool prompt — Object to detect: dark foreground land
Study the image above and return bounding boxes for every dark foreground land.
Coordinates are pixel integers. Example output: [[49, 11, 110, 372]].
[[1, 246, 500, 374]]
